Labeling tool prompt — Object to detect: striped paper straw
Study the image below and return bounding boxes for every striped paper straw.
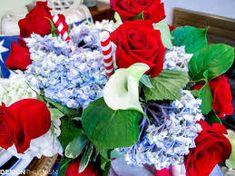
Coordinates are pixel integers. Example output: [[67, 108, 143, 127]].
[[100, 31, 114, 77]]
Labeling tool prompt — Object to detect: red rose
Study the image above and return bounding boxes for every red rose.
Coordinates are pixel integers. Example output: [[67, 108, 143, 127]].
[[155, 168, 172, 176], [192, 75, 234, 117], [111, 20, 165, 78], [110, 0, 165, 23], [18, 2, 52, 37], [185, 121, 232, 176], [6, 41, 31, 71], [66, 160, 98, 176], [0, 99, 51, 153]]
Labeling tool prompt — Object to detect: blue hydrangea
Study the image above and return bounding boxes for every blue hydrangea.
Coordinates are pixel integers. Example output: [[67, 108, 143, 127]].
[[123, 90, 204, 170], [25, 30, 107, 109]]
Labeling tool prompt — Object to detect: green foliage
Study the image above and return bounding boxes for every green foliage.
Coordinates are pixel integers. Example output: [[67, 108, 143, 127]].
[[140, 75, 154, 88], [172, 26, 208, 53], [153, 19, 173, 49], [82, 98, 142, 150], [205, 111, 222, 124], [65, 135, 88, 159], [58, 157, 72, 176], [188, 44, 234, 81], [198, 82, 213, 115], [144, 70, 189, 101], [49, 108, 64, 120], [59, 119, 84, 150], [44, 97, 82, 118], [79, 144, 94, 173], [133, 11, 144, 20]]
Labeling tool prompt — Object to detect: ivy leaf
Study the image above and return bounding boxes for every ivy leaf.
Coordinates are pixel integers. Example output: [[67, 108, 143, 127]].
[[82, 98, 142, 150], [59, 120, 84, 150], [172, 26, 208, 53], [188, 44, 235, 81], [114, 12, 123, 26], [103, 63, 149, 113], [65, 135, 88, 159], [153, 19, 173, 49], [49, 108, 64, 120], [58, 157, 72, 176], [44, 96, 82, 118], [205, 111, 222, 124], [140, 75, 154, 88], [144, 70, 189, 101], [79, 144, 94, 173]]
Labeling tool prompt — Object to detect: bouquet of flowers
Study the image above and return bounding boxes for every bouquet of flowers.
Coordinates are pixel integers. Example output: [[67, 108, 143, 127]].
[[1, 1, 235, 176]]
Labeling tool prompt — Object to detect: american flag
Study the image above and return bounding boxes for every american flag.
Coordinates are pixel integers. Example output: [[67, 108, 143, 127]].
[[0, 36, 19, 78]]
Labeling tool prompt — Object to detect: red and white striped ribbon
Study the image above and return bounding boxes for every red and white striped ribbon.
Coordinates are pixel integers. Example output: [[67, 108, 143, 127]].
[[52, 14, 71, 42], [100, 31, 114, 77]]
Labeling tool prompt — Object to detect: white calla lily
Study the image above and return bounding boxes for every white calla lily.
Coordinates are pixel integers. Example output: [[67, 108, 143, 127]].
[[103, 63, 150, 113]]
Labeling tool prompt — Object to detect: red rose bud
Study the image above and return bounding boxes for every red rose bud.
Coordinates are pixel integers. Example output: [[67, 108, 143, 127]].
[[111, 20, 165, 78], [0, 99, 51, 153], [110, 0, 165, 23], [6, 42, 31, 71], [185, 121, 232, 176], [192, 75, 234, 117], [66, 160, 98, 176], [18, 1, 52, 37]]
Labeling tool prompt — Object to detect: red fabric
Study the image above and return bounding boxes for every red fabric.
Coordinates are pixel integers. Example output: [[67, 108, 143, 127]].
[[111, 20, 165, 78], [155, 168, 172, 176], [0, 99, 51, 153], [192, 75, 234, 117], [185, 121, 232, 176], [66, 160, 98, 176], [18, 2, 52, 37], [6, 41, 31, 71], [110, 0, 165, 23], [55, 14, 69, 35]]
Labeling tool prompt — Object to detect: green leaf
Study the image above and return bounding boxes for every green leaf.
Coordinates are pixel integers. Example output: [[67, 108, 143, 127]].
[[172, 26, 208, 53], [79, 144, 94, 173], [82, 98, 142, 150], [191, 90, 199, 98], [198, 82, 213, 115], [153, 19, 173, 49], [144, 70, 189, 101], [205, 111, 222, 124], [44, 96, 82, 118], [49, 19, 58, 37], [114, 12, 123, 26], [58, 157, 72, 176], [132, 11, 144, 20], [140, 75, 154, 88], [59, 119, 84, 150], [49, 108, 64, 120], [188, 44, 235, 81], [103, 63, 149, 113], [65, 135, 88, 159]]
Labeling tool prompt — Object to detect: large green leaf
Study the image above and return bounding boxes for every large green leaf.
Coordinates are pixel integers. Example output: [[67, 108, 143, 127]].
[[144, 70, 189, 101], [65, 135, 88, 159], [188, 44, 234, 81], [58, 157, 72, 176], [198, 82, 213, 115], [153, 19, 173, 49], [172, 26, 208, 53], [82, 98, 142, 150], [103, 63, 149, 113], [59, 120, 84, 150]]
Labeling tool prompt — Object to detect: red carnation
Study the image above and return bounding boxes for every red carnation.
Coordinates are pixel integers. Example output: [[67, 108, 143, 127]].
[[185, 121, 232, 176], [0, 99, 51, 153], [66, 160, 98, 176], [111, 20, 165, 78], [192, 75, 234, 117], [110, 0, 165, 23], [6, 41, 31, 71], [18, 1, 52, 37]]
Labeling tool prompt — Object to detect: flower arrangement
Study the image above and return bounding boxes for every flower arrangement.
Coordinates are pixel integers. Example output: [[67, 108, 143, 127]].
[[1, 1, 235, 176]]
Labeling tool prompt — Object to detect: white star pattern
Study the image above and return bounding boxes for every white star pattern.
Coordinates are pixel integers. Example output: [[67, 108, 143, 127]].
[[0, 40, 9, 63]]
